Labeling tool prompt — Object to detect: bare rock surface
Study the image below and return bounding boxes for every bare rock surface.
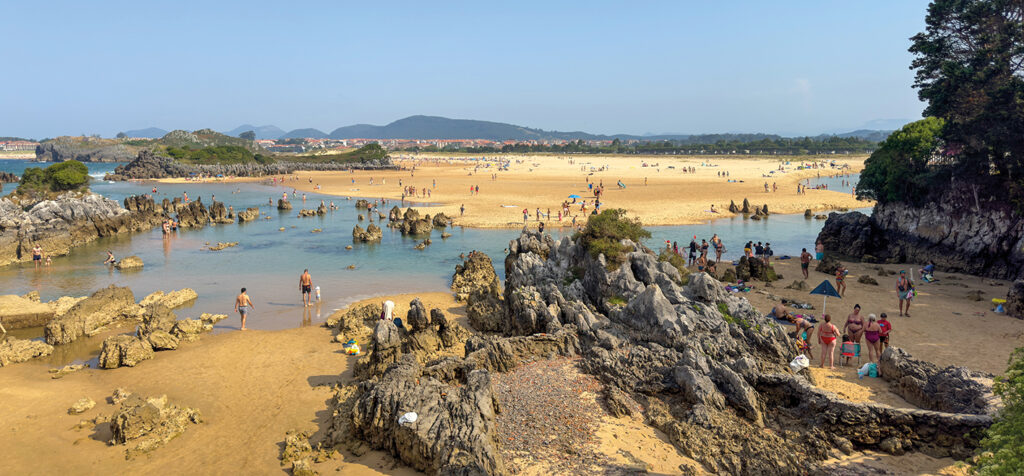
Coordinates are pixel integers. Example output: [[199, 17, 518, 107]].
[[98, 335, 155, 369], [0, 337, 54, 366], [110, 392, 202, 459], [115, 255, 144, 270], [878, 347, 997, 415], [45, 285, 137, 345]]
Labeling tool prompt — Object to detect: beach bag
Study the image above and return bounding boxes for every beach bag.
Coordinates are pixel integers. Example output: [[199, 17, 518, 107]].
[[393, 317, 404, 328], [789, 355, 810, 373]]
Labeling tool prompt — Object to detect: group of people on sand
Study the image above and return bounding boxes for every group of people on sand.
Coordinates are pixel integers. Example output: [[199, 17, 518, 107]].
[[811, 305, 894, 369]]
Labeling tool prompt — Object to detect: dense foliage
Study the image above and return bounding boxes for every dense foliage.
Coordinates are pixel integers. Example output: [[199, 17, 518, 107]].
[[857, 117, 946, 204], [413, 136, 879, 155], [909, 0, 1024, 198], [18, 160, 90, 193], [577, 209, 651, 269], [288, 143, 389, 164], [973, 347, 1024, 475], [166, 145, 271, 165]]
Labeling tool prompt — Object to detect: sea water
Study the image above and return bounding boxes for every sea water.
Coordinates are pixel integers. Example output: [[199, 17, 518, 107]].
[[0, 161, 865, 332]]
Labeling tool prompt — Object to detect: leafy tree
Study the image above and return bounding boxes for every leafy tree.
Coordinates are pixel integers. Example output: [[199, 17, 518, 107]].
[[910, 0, 1024, 183], [17, 160, 89, 193], [857, 117, 946, 204], [577, 209, 651, 269], [973, 347, 1024, 475], [116, 132, 127, 139], [45, 160, 90, 190], [239, 130, 256, 141]]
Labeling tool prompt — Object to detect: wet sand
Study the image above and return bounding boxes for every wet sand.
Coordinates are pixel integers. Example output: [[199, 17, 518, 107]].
[[256, 154, 866, 228]]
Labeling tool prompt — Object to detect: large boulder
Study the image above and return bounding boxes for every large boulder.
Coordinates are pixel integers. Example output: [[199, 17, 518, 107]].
[[352, 224, 383, 243], [878, 347, 996, 415], [400, 218, 432, 235], [1006, 280, 1024, 319], [174, 199, 210, 228], [815, 254, 842, 275], [347, 356, 505, 475], [139, 288, 198, 310], [236, 207, 260, 222], [98, 335, 155, 369], [735, 256, 777, 282], [0, 337, 54, 366], [406, 298, 430, 332], [115, 255, 144, 270], [45, 285, 137, 345], [110, 393, 202, 459], [451, 251, 501, 302], [432, 213, 450, 228], [356, 320, 403, 378], [0, 294, 56, 330], [277, 199, 292, 211], [208, 201, 233, 224]]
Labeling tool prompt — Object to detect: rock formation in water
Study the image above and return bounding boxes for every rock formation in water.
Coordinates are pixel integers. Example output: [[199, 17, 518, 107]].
[[36, 138, 135, 162], [0, 192, 164, 267], [816, 186, 1024, 280], [0, 337, 54, 366], [323, 229, 993, 475], [351, 224, 382, 243], [0, 171, 19, 183], [104, 149, 395, 181], [45, 285, 140, 345]]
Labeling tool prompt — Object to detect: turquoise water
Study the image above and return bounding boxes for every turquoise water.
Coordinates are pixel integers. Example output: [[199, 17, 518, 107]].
[[1, 161, 868, 332]]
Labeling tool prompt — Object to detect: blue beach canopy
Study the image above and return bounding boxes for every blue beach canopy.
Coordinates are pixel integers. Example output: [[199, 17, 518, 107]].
[[568, 194, 581, 199], [809, 280, 841, 314], [810, 280, 840, 298]]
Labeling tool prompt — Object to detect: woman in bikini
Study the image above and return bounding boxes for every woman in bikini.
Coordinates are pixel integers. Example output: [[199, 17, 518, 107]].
[[863, 314, 882, 363], [843, 303, 865, 348], [818, 314, 839, 369], [835, 265, 847, 297]]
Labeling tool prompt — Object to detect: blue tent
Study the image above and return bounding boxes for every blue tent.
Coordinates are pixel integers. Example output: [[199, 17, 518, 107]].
[[809, 280, 841, 314], [568, 194, 581, 199]]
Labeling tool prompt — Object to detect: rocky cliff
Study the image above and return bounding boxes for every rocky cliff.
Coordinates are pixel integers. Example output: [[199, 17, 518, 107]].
[[35, 139, 135, 162], [104, 150, 395, 181], [0, 192, 164, 267], [325, 230, 992, 475], [817, 185, 1024, 280]]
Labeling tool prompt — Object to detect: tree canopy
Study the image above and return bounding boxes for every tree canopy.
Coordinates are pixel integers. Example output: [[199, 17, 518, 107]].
[[17, 160, 90, 193], [857, 117, 946, 204], [910, 0, 1024, 188], [973, 347, 1024, 475]]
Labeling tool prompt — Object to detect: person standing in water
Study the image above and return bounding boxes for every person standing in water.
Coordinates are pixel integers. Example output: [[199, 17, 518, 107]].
[[234, 288, 254, 331], [300, 269, 313, 307], [32, 244, 43, 269]]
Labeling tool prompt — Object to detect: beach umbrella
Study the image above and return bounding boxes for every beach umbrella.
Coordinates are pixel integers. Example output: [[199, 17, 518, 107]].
[[809, 280, 841, 315], [568, 194, 581, 199]]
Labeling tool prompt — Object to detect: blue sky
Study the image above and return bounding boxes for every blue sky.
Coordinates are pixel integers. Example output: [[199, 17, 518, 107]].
[[2, 1, 930, 139]]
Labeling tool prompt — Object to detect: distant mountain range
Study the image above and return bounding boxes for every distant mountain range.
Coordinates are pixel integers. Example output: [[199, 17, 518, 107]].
[[122, 115, 896, 142]]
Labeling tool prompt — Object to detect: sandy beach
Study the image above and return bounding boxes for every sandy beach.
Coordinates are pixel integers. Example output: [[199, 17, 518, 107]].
[[254, 154, 867, 228]]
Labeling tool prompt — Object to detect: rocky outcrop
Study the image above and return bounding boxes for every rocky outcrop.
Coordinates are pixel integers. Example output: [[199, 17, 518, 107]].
[[208, 201, 233, 224], [1007, 280, 1024, 319], [816, 185, 1024, 280], [36, 138, 135, 162], [139, 288, 198, 310], [348, 356, 506, 475], [105, 149, 395, 181], [878, 347, 996, 415], [0, 337, 54, 366], [0, 193, 163, 267], [45, 285, 137, 345], [0, 294, 56, 329], [110, 392, 203, 459], [236, 207, 259, 222], [432, 213, 450, 228], [115, 255, 144, 270], [98, 335, 155, 369], [0, 171, 19, 183], [355, 320, 403, 378], [277, 199, 292, 210], [451, 251, 501, 301], [399, 218, 432, 235], [734, 256, 778, 282], [352, 224, 382, 243], [173, 199, 210, 228]]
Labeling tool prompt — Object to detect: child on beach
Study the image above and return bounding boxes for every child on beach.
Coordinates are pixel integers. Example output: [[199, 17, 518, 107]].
[[878, 313, 892, 348]]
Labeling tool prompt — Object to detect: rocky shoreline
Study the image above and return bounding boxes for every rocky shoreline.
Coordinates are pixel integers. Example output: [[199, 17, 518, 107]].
[[816, 186, 1024, 281], [316, 229, 994, 475], [104, 150, 397, 181], [0, 192, 165, 267]]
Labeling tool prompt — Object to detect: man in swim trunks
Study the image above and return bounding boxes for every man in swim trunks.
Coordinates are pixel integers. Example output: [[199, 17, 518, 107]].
[[234, 287, 254, 331], [32, 244, 43, 269], [800, 248, 812, 279], [770, 302, 790, 321], [300, 269, 313, 307]]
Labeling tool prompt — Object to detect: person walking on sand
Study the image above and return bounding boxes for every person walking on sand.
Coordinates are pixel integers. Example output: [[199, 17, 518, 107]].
[[878, 313, 893, 348], [896, 270, 914, 316], [864, 314, 882, 363], [234, 288, 254, 331], [800, 248, 812, 279], [835, 264, 847, 297], [300, 269, 313, 307], [32, 244, 43, 269], [460, 204, 465, 216], [818, 314, 839, 369]]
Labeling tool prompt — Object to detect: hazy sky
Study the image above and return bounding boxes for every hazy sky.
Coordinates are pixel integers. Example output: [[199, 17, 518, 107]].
[[2, 1, 930, 139]]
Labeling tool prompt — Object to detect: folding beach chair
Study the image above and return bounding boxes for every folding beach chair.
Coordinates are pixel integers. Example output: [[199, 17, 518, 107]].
[[840, 337, 860, 367]]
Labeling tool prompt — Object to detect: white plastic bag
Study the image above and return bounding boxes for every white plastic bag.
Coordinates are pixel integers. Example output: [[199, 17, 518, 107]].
[[789, 355, 810, 373], [858, 362, 873, 379], [398, 412, 418, 425]]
